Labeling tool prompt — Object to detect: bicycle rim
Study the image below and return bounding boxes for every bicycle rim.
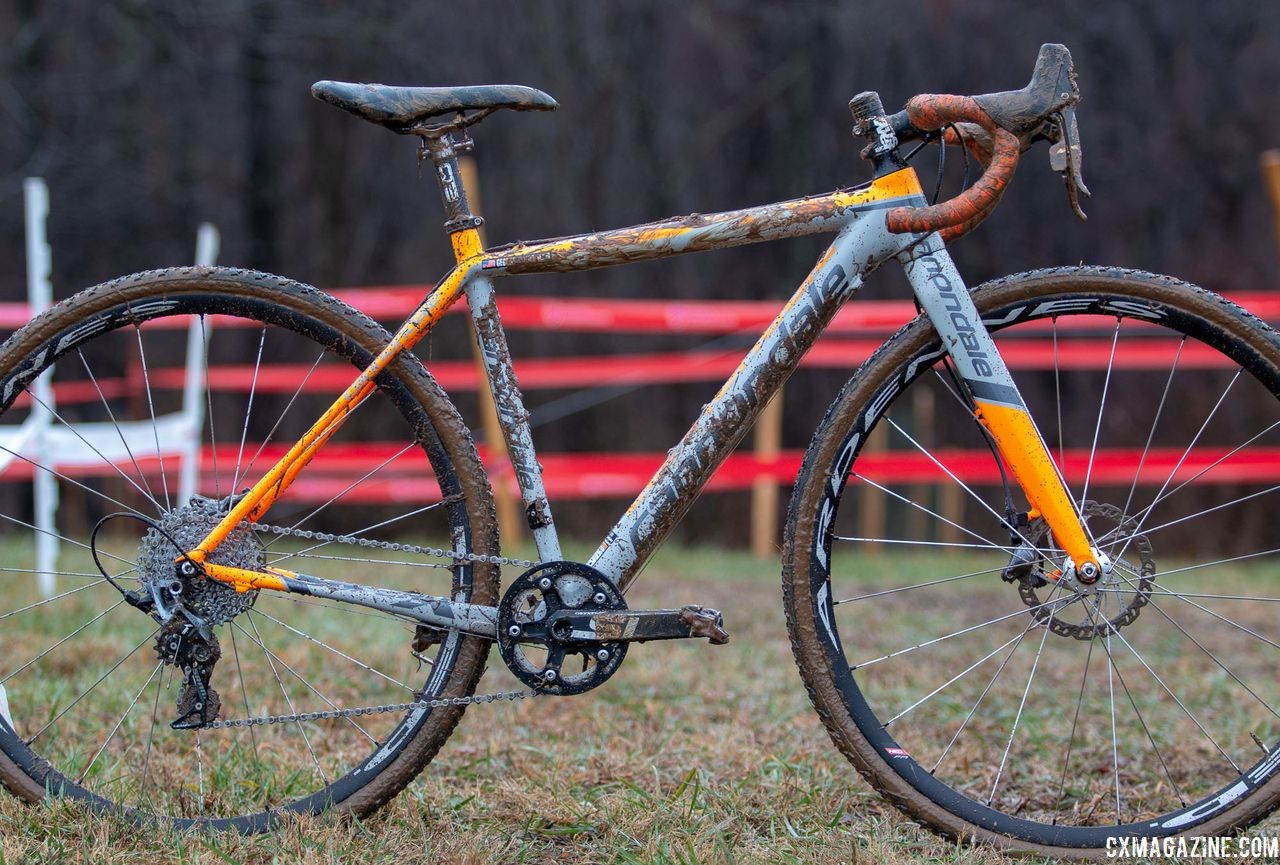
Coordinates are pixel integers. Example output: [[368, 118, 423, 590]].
[[786, 267, 1280, 850], [0, 268, 497, 829]]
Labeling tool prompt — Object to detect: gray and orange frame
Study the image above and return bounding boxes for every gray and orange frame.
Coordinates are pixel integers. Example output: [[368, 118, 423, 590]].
[[180, 85, 1100, 637]]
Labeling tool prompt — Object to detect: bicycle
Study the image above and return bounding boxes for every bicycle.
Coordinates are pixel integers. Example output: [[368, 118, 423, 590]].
[[0, 41, 1278, 857]]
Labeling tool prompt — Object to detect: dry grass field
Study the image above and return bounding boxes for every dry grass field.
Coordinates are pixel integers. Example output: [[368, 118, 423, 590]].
[[0, 543, 1277, 865]]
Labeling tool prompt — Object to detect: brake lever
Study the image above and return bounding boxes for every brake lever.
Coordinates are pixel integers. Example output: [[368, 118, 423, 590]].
[[1048, 106, 1090, 220]]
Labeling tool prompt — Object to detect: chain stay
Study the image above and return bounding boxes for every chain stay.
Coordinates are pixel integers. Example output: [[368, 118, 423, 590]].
[[202, 522, 539, 729]]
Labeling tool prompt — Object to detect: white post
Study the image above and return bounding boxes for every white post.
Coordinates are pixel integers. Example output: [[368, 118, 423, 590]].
[[24, 178, 57, 598], [177, 224, 219, 505]]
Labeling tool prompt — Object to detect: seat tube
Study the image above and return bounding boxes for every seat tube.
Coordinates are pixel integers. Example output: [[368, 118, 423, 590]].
[[465, 275, 563, 563], [898, 235, 1099, 573], [424, 128, 561, 562]]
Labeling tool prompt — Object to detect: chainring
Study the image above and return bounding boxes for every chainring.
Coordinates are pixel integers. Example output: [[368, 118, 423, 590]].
[[496, 562, 628, 696]]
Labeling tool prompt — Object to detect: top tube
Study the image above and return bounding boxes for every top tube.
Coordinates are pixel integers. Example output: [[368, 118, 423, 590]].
[[478, 170, 924, 275]]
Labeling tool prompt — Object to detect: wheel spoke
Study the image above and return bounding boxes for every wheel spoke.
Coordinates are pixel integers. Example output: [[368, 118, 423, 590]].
[[133, 324, 171, 510], [239, 618, 331, 782], [849, 594, 1075, 670], [78, 661, 164, 784], [835, 563, 1007, 605], [883, 416, 1038, 551], [282, 441, 419, 534], [227, 626, 260, 776], [234, 350, 327, 489], [1078, 318, 1121, 508], [1112, 483, 1280, 546], [1117, 337, 1184, 524], [988, 591, 1059, 805], [1084, 598, 1187, 812], [26, 626, 158, 745], [930, 583, 1066, 775], [1116, 369, 1242, 563], [1140, 595, 1280, 719], [231, 325, 268, 493], [849, 472, 1008, 553], [250, 607, 414, 694], [264, 500, 450, 566], [1052, 619, 1096, 817], [886, 597, 1079, 728], [0, 434, 154, 523], [200, 316, 220, 500], [75, 349, 164, 511], [1084, 595, 1241, 774], [3, 600, 126, 686]]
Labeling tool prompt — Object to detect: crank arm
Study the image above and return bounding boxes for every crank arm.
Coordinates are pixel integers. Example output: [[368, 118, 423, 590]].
[[547, 605, 730, 645], [199, 562, 499, 638]]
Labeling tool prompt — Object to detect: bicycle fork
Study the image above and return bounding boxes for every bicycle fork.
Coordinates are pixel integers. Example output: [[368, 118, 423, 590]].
[[900, 234, 1100, 580]]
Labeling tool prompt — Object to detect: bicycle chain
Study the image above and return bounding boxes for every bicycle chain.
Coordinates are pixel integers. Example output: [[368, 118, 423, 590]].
[[205, 688, 538, 729], [202, 522, 541, 729], [258, 521, 538, 570]]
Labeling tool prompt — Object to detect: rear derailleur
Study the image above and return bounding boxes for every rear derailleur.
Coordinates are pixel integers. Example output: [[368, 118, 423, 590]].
[[110, 556, 224, 730], [154, 612, 222, 730]]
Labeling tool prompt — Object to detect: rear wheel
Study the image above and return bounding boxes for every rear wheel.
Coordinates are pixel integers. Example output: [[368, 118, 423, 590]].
[[784, 267, 1280, 855], [0, 267, 498, 830]]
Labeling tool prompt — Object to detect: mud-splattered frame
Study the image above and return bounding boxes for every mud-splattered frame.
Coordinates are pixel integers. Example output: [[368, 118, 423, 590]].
[[184, 158, 1095, 636]]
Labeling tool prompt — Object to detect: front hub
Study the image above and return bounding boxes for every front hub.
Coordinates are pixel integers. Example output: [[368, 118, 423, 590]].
[[1012, 501, 1155, 640]]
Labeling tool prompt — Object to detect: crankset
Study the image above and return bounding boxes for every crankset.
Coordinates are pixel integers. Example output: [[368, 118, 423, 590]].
[[496, 562, 729, 696]]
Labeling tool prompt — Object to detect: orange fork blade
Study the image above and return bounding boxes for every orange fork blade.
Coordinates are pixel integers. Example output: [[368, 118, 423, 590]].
[[182, 229, 484, 575], [974, 400, 1096, 569]]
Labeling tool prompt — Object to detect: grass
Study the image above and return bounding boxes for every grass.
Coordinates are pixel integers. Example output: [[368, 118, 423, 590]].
[[0, 542, 1278, 864]]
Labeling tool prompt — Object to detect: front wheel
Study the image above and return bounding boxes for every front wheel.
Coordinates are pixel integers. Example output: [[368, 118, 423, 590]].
[[784, 267, 1280, 856]]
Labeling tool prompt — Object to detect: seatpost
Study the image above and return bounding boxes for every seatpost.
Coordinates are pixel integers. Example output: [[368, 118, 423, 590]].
[[419, 128, 486, 260]]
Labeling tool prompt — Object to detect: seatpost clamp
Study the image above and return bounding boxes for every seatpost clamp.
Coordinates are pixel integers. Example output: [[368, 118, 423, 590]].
[[417, 132, 485, 235]]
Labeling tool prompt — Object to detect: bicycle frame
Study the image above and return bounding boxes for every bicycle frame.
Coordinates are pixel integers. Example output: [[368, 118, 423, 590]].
[[184, 165, 1097, 635]]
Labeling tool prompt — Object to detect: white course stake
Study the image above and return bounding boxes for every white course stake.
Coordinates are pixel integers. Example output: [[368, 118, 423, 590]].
[[177, 224, 219, 505], [24, 179, 57, 599], [19, 189, 221, 598]]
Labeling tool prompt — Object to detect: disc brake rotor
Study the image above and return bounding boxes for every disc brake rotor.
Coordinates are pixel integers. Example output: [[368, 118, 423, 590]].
[[1017, 501, 1154, 639]]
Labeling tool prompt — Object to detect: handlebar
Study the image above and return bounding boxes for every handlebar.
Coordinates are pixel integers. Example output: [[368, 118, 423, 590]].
[[886, 95, 1021, 241], [857, 43, 1087, 241]]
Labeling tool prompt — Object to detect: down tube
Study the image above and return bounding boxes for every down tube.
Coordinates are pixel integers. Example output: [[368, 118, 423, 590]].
[[589, 216, 908, 590]]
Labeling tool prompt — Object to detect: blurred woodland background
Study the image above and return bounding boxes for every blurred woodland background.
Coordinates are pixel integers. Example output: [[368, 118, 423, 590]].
[[2, 0, 1279, 543]]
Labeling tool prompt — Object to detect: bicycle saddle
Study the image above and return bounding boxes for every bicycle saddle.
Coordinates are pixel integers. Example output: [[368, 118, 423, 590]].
[[311, 81, 558, 132]]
